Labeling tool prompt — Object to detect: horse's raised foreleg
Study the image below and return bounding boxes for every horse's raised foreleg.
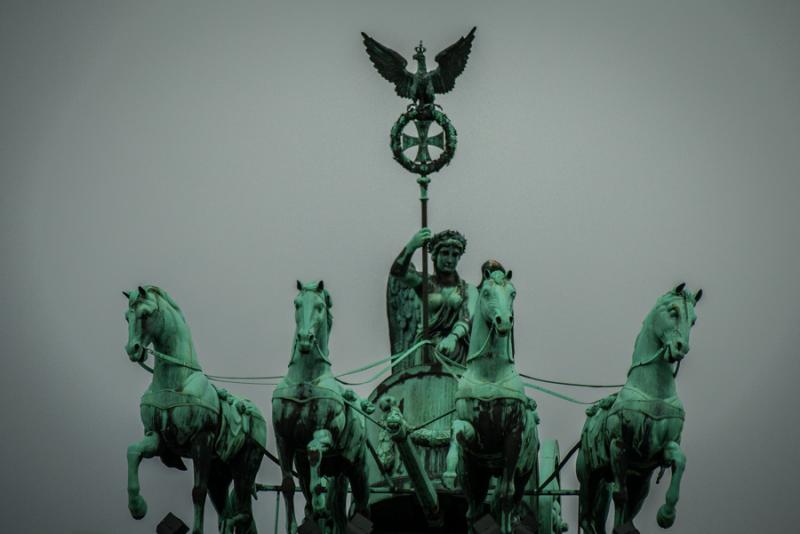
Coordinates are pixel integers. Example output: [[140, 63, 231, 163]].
[[294, 452, 314, 521], [443, 418, 474, 489], [656, 441, 686, 528], [275, 434, 298, 534], [127, 431, 160, 520], [190, 431, 214, 534], [451, 419, 485, 530], [307, 429, 334, 529]]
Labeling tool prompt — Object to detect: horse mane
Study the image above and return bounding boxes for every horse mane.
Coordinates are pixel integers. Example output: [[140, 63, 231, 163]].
[[477, 259, 506, 289], [656, 288, 697, 309], [143, 285, 186, 321], [322, 289, 333, 332], [487, 269, 509, 285]]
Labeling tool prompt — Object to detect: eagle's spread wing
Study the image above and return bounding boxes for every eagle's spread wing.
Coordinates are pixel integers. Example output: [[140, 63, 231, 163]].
[[430, 27, 476, 95], [362, 32, 413, 99]]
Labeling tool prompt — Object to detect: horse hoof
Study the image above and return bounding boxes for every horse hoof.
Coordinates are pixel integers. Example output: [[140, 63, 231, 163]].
[[441, 471, 457, 490], [128, 494, 147, 519], [657, 505, 676, 528]]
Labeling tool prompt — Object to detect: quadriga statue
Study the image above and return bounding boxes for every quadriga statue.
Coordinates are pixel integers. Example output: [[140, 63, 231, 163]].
[[576, 283, 702, 534]]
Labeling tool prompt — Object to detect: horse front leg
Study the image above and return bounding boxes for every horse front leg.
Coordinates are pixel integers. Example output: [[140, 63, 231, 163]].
[[190, 431, 214, 534], [576, 448, 596, 533], [275, 434, 298, 534], [576, 447, 610, 534], [498, 426, 523, 534], [608, 436, 629, 532], [347, 450, 371, 519], [222, 444, 262, 534], [442, 418, 473, 489], [656, 441, 686, 528], [127, 431, 160, 520], [450, 419, 486, 528], [307, 429, 333, 530]]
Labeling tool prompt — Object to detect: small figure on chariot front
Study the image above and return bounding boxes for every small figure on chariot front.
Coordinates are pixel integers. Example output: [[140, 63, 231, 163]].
[[388, 227, 477, 368]]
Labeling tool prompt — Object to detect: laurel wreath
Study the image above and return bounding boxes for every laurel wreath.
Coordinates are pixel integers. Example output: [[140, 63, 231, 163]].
[[390, 107, 458, 175]]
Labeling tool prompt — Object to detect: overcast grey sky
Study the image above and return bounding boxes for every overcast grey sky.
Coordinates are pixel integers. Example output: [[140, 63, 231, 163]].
[[1, 1, 799, 532]]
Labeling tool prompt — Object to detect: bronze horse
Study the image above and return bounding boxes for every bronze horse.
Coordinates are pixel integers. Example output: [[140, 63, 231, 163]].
[[124, 286, 266, 534], [576, 283, 702, 533], [447, 269, 540, 534], [272, 281, 372, 534]]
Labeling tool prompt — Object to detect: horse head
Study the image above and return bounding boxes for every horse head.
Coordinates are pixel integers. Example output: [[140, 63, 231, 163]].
[[293, 280, 333, 358], [123, 285, 161, 363], [476, 268, 515, 337], [647, 283, 703, 363], [123, 285, 186, 364]]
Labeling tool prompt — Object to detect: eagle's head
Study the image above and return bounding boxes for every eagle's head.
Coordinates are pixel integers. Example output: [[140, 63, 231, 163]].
[[413, 41, 427, 72]]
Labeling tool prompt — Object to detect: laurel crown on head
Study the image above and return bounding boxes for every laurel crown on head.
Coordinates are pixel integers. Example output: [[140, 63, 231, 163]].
[[428, 229, 467, 256]]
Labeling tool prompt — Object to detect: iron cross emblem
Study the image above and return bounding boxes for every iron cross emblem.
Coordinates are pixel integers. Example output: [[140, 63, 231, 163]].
[[402, 120, 445, 163]]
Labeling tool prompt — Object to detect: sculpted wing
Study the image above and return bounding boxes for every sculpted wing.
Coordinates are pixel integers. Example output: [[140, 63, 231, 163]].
[[362, 32, 413, 99], [430, 26, 477, 94], [387, 263, 420, 355]]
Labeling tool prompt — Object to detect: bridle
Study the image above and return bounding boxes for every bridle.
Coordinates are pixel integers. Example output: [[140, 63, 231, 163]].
[[129, 294, 202, 374]]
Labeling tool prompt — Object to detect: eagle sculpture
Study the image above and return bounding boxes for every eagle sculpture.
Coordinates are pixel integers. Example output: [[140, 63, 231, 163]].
[[362, 27, 477, 107]]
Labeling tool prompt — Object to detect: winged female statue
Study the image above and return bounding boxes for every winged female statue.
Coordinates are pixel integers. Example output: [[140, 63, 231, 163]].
[[387, 228, 477, 369]]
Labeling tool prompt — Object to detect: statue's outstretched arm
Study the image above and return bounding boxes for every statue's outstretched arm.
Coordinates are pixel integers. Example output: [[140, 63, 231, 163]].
[[390, 228, 431, 288]]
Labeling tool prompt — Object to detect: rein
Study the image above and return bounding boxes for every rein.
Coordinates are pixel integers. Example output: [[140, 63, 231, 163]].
[[626, 346, 681, 378], [134, 347, 203, 374], [467, 320, 511, 360], [458, 320, 594, 405]]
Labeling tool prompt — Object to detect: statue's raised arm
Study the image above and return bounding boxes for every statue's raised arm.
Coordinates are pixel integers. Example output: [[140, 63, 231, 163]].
[[386, 228, 476, 369]]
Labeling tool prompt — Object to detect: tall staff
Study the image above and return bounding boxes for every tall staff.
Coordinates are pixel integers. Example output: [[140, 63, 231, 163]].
[[362, 28, 476, 356], [418, 175, 430, 346]]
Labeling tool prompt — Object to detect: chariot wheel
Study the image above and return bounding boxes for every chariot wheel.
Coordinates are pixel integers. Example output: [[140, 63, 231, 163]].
[[536, 440, 568, 534]]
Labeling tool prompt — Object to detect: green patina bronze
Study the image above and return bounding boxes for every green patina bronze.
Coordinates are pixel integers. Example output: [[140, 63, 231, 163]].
[[124, 286, 266, 534], [119, 28, 708, 534], [366, 29, 478, 382], [364, 29, 471, 175], [390, 108, 458, 175], [445, 268, 540, 534], [271, 281, 373, 534], [576, 284, 703, 534], [362, 28, 476, 109], [388, 227, 477, 368]]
